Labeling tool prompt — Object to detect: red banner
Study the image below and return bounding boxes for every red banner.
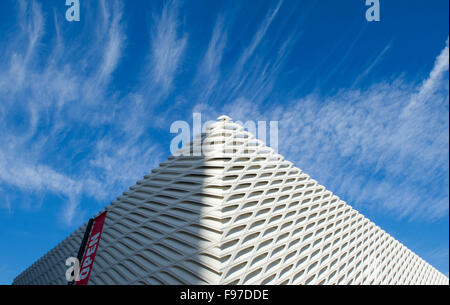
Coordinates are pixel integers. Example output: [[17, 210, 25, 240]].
[[76, 211, 107, 285]]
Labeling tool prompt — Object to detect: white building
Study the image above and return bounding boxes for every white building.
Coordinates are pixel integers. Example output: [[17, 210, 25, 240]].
[[13, 116, 449, 285]]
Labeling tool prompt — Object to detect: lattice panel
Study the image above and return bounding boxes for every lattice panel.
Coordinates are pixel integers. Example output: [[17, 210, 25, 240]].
[[13, 116, 449, 285]]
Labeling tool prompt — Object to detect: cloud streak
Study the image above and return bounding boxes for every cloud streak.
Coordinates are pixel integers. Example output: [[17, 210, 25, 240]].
[[148, 0, 187, 98], [196, 37, 449, 222], [0, 0, 161, 225], [0, 0, 447, 232]]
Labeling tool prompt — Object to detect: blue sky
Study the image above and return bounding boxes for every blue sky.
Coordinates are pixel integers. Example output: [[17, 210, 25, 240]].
[[0, 0, 448, 284]]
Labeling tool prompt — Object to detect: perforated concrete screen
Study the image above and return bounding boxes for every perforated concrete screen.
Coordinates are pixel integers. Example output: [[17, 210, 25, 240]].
[[13, 116, 449, 285]]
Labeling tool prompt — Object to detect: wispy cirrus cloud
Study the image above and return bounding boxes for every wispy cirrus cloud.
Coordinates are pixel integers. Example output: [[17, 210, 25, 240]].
[[192, 15, 228, 103], [0, 0, 162, 225], [96, 0, 126, 85], [236, 0, 283, 70], [148, 0, 187, 98], [1, 0, 44, 93], [352, 42, 392, 87], [190, 0, 301, 110], [194, 37, 449, 222], [0, 0, 448, 230]]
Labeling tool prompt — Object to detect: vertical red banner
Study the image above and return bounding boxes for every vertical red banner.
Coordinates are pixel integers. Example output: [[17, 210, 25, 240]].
[[76, 211, 107, 285]]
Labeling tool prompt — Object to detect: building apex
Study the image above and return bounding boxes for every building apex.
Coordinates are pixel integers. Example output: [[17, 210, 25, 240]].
[[217, 115, 232, 122]]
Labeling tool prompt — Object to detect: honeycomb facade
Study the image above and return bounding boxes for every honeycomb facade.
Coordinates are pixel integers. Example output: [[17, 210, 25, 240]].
[[13, 116, 449, 285]]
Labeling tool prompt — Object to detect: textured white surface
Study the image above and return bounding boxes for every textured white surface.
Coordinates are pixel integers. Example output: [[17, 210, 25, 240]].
[[13, 116, 449, 285]]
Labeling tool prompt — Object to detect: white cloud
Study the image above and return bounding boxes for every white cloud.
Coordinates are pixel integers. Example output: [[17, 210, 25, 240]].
[[148, 0, 187, 97], [0, 0, 153, 226], [85, 135, 163, 202], [195, 38, 449, 222], [237, 0, 283, 69], [0, 148, 82, 224], [96, 0, 126, 85], [352, 42, 392, 86], [0, 0, 447, 230], [193, 16, 228, 103]]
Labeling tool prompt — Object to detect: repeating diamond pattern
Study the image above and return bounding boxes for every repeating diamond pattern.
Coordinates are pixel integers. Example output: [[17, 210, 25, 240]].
[[13, 116, 449, 285]]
